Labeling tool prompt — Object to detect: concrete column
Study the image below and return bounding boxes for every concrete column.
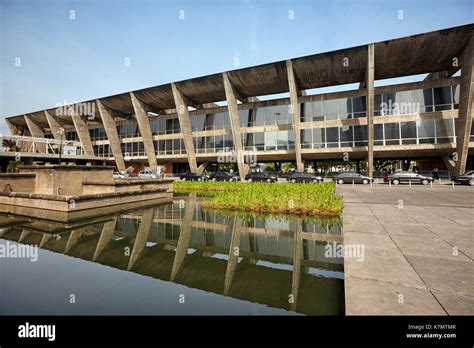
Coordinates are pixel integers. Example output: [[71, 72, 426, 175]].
[[223, 73, 245, 181], [286, 60, 304, 172], [24, 115, 46, 153], [70, 113, 94, 156], [127, 209, 153, 271], [64, 230, 82, 254], [93, 218, 117, 261], [224, 216, 242, 295], [170, 198, 195, 281], [44, 111, 62, 140], [18, 230, 30, 243], [455, 36, 474, 176], [171, 83, 197, 173], [96, 100, 126, 172], [39, 233, 52, 248], [366, 44, 375, 177], [291, 218, 303, 312], [5, 119, 18, 135], [130, 92, 158, 173]]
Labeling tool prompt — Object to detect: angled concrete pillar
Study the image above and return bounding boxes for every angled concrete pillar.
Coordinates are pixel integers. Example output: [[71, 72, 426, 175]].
[[93, 218, 117, 261], [64, 230, 82, 254], [291, 218, 303, 312], [223, 73, 245, 181], [366, 44, 375, 177], [130, 92, 158, 173], [5, 119, 18, 135], [44, 111, 62, 140], [24, 115, 46, 153], [127, 209, 153, 271], [18, 229, 30, 243], [224, 216, 242, 295], [96, 100, 126, 172], [286, 60, 304, 172], [171, 83, 197, 173], [39, 233, 52, 248], [170, 198, 195, 281], [455, 36, 474, 176], [70, 112, 94, 156]]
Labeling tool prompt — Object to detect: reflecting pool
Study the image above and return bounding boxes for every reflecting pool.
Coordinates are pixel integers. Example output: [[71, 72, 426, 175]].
[[0, 197, 344, 315]]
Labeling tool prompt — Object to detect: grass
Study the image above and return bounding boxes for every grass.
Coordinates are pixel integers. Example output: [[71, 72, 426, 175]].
[[173, 181, 343, 217]]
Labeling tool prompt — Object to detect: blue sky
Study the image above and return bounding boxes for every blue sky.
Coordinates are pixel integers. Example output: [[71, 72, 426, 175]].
[[0, 0, 472, 133]]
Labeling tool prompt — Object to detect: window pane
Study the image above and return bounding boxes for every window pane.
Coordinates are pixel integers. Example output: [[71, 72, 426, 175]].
[[433, 86, 452, 110], [384, 123, 400, 141], [339, 126, 353, 147], [326, 127, 339, 147]]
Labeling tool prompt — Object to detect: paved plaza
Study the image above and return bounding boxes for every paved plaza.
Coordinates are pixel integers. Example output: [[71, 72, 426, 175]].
[[338, 185, 474, 315]]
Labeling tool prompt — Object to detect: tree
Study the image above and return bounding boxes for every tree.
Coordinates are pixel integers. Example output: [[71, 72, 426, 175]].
[[374, 159, 400, 171]]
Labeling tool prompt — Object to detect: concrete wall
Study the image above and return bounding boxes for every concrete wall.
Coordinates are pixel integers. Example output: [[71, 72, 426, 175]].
[[0, 174, 35, 193], [19, 165, 113, 195]]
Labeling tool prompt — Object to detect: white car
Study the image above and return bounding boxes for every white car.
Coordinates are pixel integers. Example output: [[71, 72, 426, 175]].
[[113, 172, 128, 179], [138, 170, 156, 179]]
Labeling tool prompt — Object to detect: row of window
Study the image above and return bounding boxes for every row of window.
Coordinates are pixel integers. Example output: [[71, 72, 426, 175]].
[[153, 139, 187, 155], [121, 142, 146, 157], [193, 135, 234, 153], [93, 144, 111, 157], [241, 131, 296, 151], [300, 119, 457, 149], [150, 118, 181, 135], [301, 85, 460, 122], [94, 119, 473, 158], [90, 128, 107, 141], [117, 124, 141, 138], [374, 85, 459, 116]]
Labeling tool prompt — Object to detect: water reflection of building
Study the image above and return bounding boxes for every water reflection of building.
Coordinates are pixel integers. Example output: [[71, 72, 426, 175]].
[[0, 198, 345, 315]]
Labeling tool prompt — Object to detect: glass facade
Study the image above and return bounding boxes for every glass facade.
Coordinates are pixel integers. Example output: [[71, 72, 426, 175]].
[[153, 139, 186, 155], [66, 131, 78, 141], [49, 84, 466, 160], [194, 135, 234, 153], [191, 112, 231, 131], [93, 144, 111, 157], [120, 142, 146, 157], [150, 118, 181, 135], [301, 126, 368, 149], [90, 128, 107, 141], [301, 96, 367, 122], [374, 85, 459, 116], [117, 124, 140, 138], [239, 104, 292, 127], [242, 131, 295, 151]]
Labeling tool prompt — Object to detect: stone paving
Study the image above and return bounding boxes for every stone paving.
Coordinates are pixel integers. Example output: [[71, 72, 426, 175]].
[[338, 184, 473, 315]]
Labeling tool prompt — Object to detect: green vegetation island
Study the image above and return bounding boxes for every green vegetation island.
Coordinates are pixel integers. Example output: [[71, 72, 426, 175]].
[[173, 181, 343, 217]]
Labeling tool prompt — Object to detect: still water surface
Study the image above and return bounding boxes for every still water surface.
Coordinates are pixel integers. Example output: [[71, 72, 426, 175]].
[[0, 197, 344, 315]]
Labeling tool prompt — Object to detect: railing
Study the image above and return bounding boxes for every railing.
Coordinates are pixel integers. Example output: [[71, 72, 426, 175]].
[[0, 134, 85, 156]]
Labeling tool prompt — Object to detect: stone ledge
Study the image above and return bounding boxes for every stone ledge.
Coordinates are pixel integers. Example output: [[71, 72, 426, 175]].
[[20, 165, 114, 170], [84, 179, 174, 186], [6, 188, 168, 202], [0, 173, 36, 178]]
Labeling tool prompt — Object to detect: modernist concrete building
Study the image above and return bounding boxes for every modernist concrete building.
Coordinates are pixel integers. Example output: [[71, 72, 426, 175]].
[[3, 24, 474, 180]]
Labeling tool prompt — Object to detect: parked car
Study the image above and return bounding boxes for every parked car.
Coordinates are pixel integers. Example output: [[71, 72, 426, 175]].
[[179, 172, 204, 181], [384, 171, 433, 185], [113, 171, 128, 179], [451, 171, 474, 186], [208, 172, 239, 182], [245, 172, 277, 183], [332, 172, 373, 185], [138, 170, 156, 179], [287, 172, 323, 183]]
